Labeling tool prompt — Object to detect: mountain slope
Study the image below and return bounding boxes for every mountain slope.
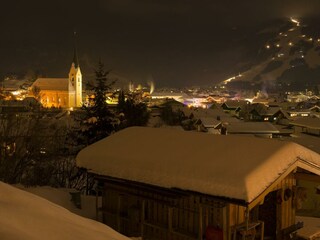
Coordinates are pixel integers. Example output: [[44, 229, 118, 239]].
[[221, 17, 320, 92]]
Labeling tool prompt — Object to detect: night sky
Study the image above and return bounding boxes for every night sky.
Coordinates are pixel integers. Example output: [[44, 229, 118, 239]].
[[2, 0, 320, 87]]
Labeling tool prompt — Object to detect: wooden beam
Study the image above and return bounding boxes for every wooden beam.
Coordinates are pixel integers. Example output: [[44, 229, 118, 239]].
[[198, 204, 203, 240], [222, 206, 227, 240], [117, 194, 121, 231], [141, 200, 145, 239], [168, 207, 173, 239]]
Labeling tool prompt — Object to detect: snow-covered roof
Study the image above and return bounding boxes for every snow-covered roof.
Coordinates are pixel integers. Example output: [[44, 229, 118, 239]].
[[2, 79, 26, 90], [221, 100, 248, 108], [199, 117, 221, 128], [227, 122, 279, 134], [265, 107, 281, 115], [290, 117, 320, 129], [76, 127, 320, 204], [0, 182, 130, 240], [179, 107, 240, 123], [32, 78, 71, 91]]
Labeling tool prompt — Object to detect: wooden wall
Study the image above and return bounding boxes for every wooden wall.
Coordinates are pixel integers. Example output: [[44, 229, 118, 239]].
[[272, 172, 296, 231], [99, 180, 237, 240], [98, 173, 297, 240]]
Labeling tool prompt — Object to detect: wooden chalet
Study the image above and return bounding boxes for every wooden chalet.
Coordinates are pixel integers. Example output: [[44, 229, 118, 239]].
[[194, 117, 222, 133], [76, 127, 320, 240], [226, 122, 280, 138], [221, 100, 248, 115], [289, 117, 320, 136], [249, 107, 289, 123], [287, 106, 320, 118]]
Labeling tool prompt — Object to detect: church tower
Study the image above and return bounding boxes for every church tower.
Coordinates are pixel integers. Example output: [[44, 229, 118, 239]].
[[68, 32, 82, 107]]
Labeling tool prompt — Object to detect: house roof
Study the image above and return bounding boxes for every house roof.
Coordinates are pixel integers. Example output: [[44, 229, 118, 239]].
[[221, 100, 248, 109], [32, 78, 71, 91], [287, 109, 311, 113], [199, 117, 221, 128], [265, 107, 282, 116], [76, 127, 320, 204], [227, 122, 280, 134], [251, 106, 290, 119], [180, 107, 240, 124], [2, 79, 25, 90], [290, 117, 320, 130]]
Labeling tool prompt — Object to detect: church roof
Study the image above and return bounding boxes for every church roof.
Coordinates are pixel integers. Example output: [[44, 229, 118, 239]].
[[32, 78, 70, 91]]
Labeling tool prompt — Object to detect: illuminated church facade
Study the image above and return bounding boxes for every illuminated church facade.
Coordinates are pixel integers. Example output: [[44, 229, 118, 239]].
[[31, 52, 82, 109]]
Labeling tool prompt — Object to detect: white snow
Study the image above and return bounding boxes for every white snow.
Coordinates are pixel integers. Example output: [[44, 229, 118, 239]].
[[15, 185, 98, 220], [296, 216, 320, 239], [76, 127, 320, 203], [32, 78, 70, 91], [0, 182, 130, 240]]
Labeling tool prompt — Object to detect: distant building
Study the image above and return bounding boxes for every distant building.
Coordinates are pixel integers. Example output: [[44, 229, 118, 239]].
[[1, 79, 28, 100], [221, 100, 248, 117], [30, 48, 82, 108], [249, 106, 289, 123], [289, 117, 320, 136], [226, 122, 286, 138]]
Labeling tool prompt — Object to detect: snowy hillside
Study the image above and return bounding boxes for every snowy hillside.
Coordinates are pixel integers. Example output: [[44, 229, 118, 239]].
[[221, 17, 320, 91], [0, 182, 130, 240]]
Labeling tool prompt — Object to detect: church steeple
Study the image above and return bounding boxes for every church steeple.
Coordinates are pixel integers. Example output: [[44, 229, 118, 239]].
[[68, 31, 82, 108], [72, 31, 79, 68]]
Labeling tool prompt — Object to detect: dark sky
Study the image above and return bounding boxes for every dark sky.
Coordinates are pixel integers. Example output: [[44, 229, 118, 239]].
[[2, 0, 320, 87]]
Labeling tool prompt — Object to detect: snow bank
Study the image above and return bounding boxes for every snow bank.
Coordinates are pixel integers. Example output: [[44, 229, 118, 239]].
[[296, 216, 320, 239], [77, 127, 320, 203], [16, 185, 98, 220], [0, 182, 130, 240]]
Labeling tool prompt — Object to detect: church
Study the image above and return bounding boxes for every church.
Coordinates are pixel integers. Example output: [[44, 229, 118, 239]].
[[30, 50, 82, 109]]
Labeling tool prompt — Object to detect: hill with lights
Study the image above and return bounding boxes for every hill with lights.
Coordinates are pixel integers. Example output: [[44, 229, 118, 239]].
[[221, 17, 320, 92]]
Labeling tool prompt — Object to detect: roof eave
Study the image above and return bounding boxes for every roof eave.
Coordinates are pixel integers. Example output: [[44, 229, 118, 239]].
[[90, 172, 248, 206]]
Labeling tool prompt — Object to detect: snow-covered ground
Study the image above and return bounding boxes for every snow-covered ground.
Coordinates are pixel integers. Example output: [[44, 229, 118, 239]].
[[15, 185, 98, 220], [0, 182, 130, 240], [296, 216, 320, 239]]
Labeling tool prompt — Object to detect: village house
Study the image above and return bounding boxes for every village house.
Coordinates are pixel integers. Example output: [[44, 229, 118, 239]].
[[220, 100, 248, 116], [77, 127, 320, 240], [194, 117, 222, 134], [287, 106, 320, 118], [289, 117, 320, 136], [225, 122, 283, 138], [249, 106, 289, 123]]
